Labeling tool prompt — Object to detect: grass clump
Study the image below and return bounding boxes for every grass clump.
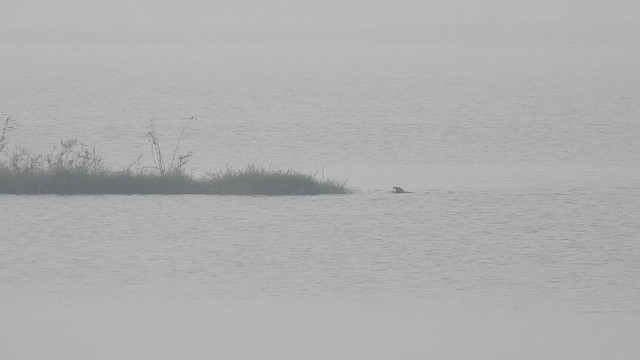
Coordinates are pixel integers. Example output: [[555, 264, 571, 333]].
[[206, 164, 350, 195], [0, 116, 352, 195]]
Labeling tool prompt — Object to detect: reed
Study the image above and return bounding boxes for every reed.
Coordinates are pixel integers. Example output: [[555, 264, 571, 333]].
[[0, 117, 352, 195]]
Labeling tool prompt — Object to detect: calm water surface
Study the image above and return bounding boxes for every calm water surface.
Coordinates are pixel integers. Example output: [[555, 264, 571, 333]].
[[2, 190, 640, 310], [1, 42, 639, 189], [1, 189, 640, 359], [1, 34, 640, 359]]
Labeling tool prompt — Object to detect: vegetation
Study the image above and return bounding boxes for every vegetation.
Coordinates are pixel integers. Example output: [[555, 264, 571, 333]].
[[204, 164, 350, 195], [0, 116, 352, 195]]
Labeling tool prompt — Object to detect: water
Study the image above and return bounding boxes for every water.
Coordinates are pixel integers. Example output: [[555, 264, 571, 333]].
[[2, 42, 639, 190], [1, 26, 640, 359], [2, 190, 640, 309]]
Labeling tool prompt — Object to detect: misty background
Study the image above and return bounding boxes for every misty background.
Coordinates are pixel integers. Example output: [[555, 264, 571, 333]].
[[2, 1, 640, 359], [1, 0, 639, 46], [1, 0, 639, 26]]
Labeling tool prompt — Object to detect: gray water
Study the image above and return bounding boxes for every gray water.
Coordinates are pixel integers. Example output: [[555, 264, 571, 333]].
[[1, 27, 640, 359]]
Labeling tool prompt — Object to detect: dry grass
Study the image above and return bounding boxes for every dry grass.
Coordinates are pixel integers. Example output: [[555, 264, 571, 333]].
[[0, 116, 352, 195]]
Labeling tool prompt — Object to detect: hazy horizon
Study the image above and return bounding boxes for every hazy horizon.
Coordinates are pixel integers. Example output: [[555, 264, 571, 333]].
[[1, 0, 639, 27]]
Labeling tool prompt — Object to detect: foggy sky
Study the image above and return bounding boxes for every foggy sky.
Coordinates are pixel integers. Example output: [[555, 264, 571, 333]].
[[1, 0, 639, 27]]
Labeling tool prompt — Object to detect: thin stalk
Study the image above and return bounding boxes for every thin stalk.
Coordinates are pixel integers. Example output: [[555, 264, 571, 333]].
[[170, 116, 195, 171]]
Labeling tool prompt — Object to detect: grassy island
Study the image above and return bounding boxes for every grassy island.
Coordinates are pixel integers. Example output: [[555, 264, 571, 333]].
[[0, 117, 351, 195]]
